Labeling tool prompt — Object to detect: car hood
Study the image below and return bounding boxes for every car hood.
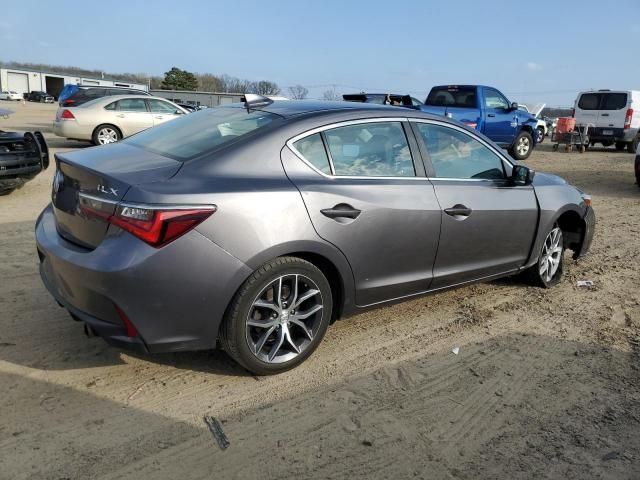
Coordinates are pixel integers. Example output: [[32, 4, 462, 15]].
[[523, 103, 545, 117], [532, 171, 567, 186]]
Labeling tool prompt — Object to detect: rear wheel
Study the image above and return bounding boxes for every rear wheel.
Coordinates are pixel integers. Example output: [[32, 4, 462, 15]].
[[219, 257, 333, 375], [628, 136, 639, 154], [615, 142, 626, 151], [524, 225, 564, 288], [92, 125, 121, 145], [0, 188, 15, 196], [509, 131, 533, 160]]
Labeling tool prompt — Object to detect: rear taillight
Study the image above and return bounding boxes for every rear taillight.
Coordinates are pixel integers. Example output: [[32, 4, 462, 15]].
[[624, 108, 634, 129], [60, 109, 75, 120], [109, 205, 216, 247]]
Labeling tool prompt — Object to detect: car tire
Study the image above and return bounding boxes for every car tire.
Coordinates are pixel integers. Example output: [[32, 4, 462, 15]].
[[524, 224, 565, 288], [92, 125, 122, 145], [219, 256, 333, 375], [615, 142, 626, 151], [0, 188, 15, 196], [628, 137, 639, 154], [509, 130, 534, 160], [536, 127, 545, 144]]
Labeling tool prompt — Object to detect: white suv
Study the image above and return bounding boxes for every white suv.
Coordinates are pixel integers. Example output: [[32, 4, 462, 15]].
[[574, 90, 640, 153]]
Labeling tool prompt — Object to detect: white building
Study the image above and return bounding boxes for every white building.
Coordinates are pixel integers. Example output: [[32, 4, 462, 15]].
[[0, 67, 148, 99]]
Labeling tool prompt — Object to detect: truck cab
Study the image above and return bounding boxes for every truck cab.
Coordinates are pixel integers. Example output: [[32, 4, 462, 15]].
[[421, 85, 539, 160]]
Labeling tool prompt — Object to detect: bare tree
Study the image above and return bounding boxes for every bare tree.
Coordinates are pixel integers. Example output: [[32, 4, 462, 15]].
[[288, 85, 309, 100], [322, 88, 340, 101], [251, 80, 281, 96], [197, 73, 223, 92]]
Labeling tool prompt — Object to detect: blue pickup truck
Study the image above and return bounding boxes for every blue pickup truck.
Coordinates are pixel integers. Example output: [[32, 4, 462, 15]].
[[420, 85, 539, 160]]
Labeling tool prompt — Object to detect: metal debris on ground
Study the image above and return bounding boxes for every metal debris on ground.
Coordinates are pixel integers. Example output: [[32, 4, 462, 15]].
[[203, 415, 230, 450], [451, 347, 460, 355], [576, 280, 594, 287]]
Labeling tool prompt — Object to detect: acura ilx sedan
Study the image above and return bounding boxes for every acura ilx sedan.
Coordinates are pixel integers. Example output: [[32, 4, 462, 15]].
[[36, 95, 595, 375]]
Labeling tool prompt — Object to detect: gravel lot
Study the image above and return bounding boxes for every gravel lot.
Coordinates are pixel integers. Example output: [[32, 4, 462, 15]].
[[1, 101, 639, 479]]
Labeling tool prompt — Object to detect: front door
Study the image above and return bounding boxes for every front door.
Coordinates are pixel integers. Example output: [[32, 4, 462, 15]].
[[148, 99, 183, 126], [282, 119, 441, 306], [482, 87, 516, 145], [412, 120, 538, 288]]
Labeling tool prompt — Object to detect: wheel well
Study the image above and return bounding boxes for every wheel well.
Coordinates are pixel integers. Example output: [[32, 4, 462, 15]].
[[93, 124, 122, 139], [287, 252, 344, 322], [557, 210, 584, 254]]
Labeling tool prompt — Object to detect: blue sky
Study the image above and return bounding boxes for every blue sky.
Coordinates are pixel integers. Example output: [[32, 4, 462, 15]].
[[2, 0, 638, 105]]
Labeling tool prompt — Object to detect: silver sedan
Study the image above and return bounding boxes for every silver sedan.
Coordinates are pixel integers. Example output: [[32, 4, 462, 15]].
[[53, 95, 188, 145]]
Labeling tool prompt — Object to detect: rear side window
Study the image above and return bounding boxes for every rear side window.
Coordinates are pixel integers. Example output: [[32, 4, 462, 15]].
[[601, 93, 627, 110], [125, 107, 279, 161], [426, 87, 477, 107], [324, 122, 414, 177], [578, 93, 600, 110], [292, 133, 331, 174]]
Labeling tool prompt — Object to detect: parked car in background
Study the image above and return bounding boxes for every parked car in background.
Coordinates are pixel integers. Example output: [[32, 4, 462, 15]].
[[58, 85, 151, 107], [343, 93, 423, 108], [420, 85, 539, 160], [544, 116, 557, 136], [176, 102, 199, 112], [0, 91, 22, 101], [53, 95, 188, 145], [36, 96, 595, 375], [27, 91, 55, 103], [518, 103, 547, 143], [0, 108, 49, 195], [573, 90, 640, 153], [635, 141, 640, 186]]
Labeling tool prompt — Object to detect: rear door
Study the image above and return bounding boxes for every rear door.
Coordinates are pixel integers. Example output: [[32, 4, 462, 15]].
[[147, 99, 183, 126], [113, 98, 154, 137], [282, 118, 442, 306], [482, 87, 516, 145], [574, 92, 600, 126], [412, 120, 538, 288], [596, 92, 629, 128]]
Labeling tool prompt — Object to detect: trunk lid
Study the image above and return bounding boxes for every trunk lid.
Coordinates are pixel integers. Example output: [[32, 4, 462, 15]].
[[52, 143, 182, 249]]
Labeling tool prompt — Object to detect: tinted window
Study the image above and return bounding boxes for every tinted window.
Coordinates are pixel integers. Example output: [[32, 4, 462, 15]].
[[484, 88, 509, 109], [601, 93, 627, 110], [416, 123, 505, 180], [117, 98, 148, 112], [426, 87, 477, 107], [578, 93, 600, 110], [125, 107, 279, 161], [148, 99, 178, 113], [324, 122, 414, 177], [104, 102, 117, 111], [83, 88, 107, 98], [292, 133, 331, 174]]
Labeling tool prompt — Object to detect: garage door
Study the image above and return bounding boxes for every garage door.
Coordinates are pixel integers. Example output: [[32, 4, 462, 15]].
[[7, 72, 29, 96]]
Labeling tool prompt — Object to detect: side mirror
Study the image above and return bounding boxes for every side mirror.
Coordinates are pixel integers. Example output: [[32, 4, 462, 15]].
[[510, 102, 519, 111], [512, 164, 535, 186]]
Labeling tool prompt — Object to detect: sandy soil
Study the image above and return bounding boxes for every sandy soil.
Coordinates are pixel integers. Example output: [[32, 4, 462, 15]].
[[1, 102, 639, 479]]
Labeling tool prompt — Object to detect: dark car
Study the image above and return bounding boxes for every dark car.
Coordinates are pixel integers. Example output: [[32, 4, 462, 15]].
[[27, 91, 55, 103], [343, 93, 423, 108], [58, 85, 151, 107], [35, 95, 595, 375], [0, 108, 49, 195], [176, 102, 199, 113]]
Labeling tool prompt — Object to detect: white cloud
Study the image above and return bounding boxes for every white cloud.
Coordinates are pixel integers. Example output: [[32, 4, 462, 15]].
[[526, 62, 542, 71]]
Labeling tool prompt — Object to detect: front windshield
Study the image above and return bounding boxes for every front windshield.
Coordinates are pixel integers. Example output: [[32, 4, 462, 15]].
[[125, 106, 280, 161]]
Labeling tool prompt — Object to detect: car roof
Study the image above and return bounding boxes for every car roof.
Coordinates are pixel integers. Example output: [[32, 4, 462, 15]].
[[234, 99, 414, 118]]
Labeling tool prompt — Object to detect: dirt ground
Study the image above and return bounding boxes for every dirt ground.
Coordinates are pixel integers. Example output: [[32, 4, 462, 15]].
[[1, 101, 639, 479]]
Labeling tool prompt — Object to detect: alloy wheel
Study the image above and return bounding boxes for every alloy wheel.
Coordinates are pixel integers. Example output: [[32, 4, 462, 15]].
[[245, 274, 324, 364], [539, 227, 563, 283], [97, 128, 118, 144], [517, 136, 530, 156]]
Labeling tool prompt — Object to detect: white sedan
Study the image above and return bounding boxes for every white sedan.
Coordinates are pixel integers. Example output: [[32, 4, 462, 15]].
[[53, 95, 189, 145], [0, 91, 22, 101]]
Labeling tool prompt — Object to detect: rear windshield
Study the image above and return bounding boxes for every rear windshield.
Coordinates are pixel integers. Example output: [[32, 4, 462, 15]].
[[125, 107, 280, 161], [578, 92, 628, 110], [426, 87, 477, 107]]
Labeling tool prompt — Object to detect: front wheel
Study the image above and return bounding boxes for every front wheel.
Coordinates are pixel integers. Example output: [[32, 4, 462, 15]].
[[536, 127, 545, 144], [219, 257, 333, 375], [509, 131, 533, 160], [524, 225, 564, 288]]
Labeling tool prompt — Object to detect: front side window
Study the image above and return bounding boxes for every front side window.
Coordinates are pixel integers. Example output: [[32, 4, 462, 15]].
[[415, 123, 506, 180], [292, 133, 331, 174], [484, 89, 509, 109], [148, 99, 179, 113], [117, 98, 148, 112], [323, 122, 414, 177]]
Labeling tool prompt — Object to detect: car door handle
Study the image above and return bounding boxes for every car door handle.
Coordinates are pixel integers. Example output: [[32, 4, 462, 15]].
[[487, 113, 496, 117], [444, 204, 472, 217], [601, 113, 609, 117], [116, 114, 125, 118], [321, 204, 361, 220], [154, 116, 164, 119]]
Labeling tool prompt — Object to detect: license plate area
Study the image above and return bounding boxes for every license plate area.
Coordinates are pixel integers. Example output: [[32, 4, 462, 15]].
[[602, 129, 613, 135]]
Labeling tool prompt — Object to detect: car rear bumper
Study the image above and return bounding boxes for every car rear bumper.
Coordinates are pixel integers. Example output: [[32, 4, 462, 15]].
[[52, 121, 92, 141], [587, 127, 638, 143], [35, 204, 253, 353]]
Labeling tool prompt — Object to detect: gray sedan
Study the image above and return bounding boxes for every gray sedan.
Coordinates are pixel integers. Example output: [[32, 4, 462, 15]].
[[35, 96, 595, 375]]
